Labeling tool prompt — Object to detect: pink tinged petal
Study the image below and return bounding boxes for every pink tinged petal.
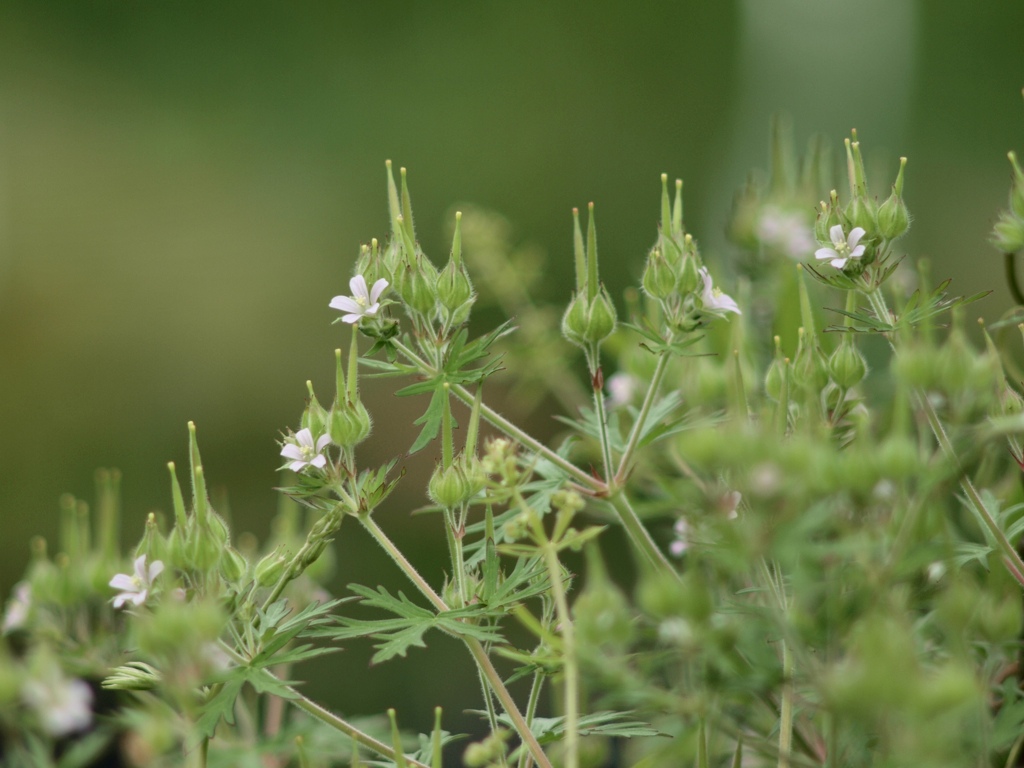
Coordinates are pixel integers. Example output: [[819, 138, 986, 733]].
[[847, 227, 866, 249], [281, 444, 304, 460], [669, 540, 688, 557], [349, 275, 369, 300], [109, 574, 136, 591], [850, 245, 866, 259], [288, 459, 309, 472], [315, 434, 332, 452], [129, 590, 148, 606], [341, 313, 362, 324], [148, 560, 164, 581], [363, 302, 380, 317], [295, 428, 314, 447], [310, 455, 328, 469], [369, 278, 389, 303], [718, 295, 741, 314], [831, 258, 848, 269], [112, 594, 130, 609], [815, 247, 839, 261], [133, 555, 149, 580], [330, 296, 362, 313], [829, 224, 845, 244]]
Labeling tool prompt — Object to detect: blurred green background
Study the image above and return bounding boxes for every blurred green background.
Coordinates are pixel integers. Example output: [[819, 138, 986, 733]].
[[1, 0, 1023, 736]]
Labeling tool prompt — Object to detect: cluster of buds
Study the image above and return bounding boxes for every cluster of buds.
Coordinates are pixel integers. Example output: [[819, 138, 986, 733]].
[[813, 133, 909, 279], [991, 151, 1024, 253], [641, 175, 740, 331], [360, 162, 476, 331], [561, 203, 618, 358]]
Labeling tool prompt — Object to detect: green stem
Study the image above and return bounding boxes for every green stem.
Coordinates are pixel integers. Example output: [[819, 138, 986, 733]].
[[607, 493, 680, 580], [615, 351, 670, 483], [517, 671, 546, 768], [778, 639, 794, 768], [358, 514, 553, 768], [540, 544, 578, 768], [590, 368, 615, 483]]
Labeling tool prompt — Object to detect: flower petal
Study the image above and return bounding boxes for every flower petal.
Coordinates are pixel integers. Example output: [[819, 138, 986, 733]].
[[295, 428, 314, 447], [830, 257, 848, 269], [349, 275, 369, 301], [850, 245, 865, 259], [148, 560, 165, 581], [341, 313, 362, 324], [815, 247, 839, 261], [288, 459, 309, 472], [829, 224, 845, 245], [847, 227, 866, 249], [330, 296, 361, 313], [281, 444, 304, 460], [315, 434, 332, 451], [310, 454, 327, 469], [109, 574, 136, 591], [369, 278, 389, 304]]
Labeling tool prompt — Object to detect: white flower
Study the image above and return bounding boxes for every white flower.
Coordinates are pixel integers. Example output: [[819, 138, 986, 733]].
[[329, 275, 388, 324], [2, 582, 31, 633], [110, 555, 164, 609], [815, 224, 866, 269], [756, 206, 816, 260], [280, 427, 332, 473], [22, 673, 93, 736], [669, 518, 690, 557], [606, 372, 638, 409], [698, 268, 741, 315]]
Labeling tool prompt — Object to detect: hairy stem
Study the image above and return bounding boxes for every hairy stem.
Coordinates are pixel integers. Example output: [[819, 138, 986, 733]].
[[606, 493, 680, 580], [615, 350, 670, 483]]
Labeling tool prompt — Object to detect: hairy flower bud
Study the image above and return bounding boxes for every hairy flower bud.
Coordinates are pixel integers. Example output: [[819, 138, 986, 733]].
[[329, 399, 372, 449], [829, 337, 868, 389], [877, 188, 911, 240], [437, 259, 474, 313], [254, 551, 288, 588], [642, 247, 676, 300], [991, 211, 1024, 253]]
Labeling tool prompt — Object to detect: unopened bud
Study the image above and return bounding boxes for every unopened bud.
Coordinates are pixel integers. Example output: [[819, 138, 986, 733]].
[[991, 211, 1024, 253], [437, 259, 474, 313], [876, 188, 911, 240], [642, 247, 676, 300], [220, 546, 248, 583], [329, 399, 372, 448], [254, 550, 288, 588], [829, 336, 868, 388]]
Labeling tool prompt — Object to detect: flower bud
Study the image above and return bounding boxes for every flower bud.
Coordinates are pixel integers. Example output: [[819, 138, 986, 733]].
[[428, 464, 470, 509], [844, 194, 878, 237], [876, 187, 910, 240], [991, 211, 1024, 253], [584, 287, 618, 343], [301, 382, 329, 436], [829, 336, 868, 389], [254, 550, 288, 588], [791, 330, 830, 392], [814, 193, 842, 243], [561, 292, 590, 347], [642, 247, 676, 300], [329, 398, 372, 448], [437, 259, 474, 314], [677, 244, 701, 295], [220, 546, 248, 583], [397, 259, 437, 315], [1008, 151, 1024, 220]]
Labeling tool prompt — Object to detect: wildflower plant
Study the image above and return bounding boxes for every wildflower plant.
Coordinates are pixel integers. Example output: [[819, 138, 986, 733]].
[[8, 116, 1024, 768]]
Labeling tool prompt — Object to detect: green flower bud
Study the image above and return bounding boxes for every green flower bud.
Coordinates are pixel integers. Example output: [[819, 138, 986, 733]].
[[876, 187, 911, 240], [301, 382, 329, 436], [677, 247, 701, 295], [791, 331, 830, 392], [844, 194, 878, 236], [561, 292, 590, 347], [437, 259, 474, 313], [220, 546, 248, 583], [329, 399, 372, 448], [991, 211, 1024, 253], [764, 337, 786, 402], [584, 287, 618, 343], [428, 464, 470, 509], [642, 247, 676, 300], [829, 336, 868, 388], [254, 550, 288, 588], [814, 192, 842, 243], [397, 258, 437, 315]]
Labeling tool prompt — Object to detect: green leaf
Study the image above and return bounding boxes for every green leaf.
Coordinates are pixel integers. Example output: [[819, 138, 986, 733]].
[[409, 386, 447, 454]]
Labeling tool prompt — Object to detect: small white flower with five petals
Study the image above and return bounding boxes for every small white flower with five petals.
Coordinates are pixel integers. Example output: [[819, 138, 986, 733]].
[[329, 275, 388, 324], [110, 555, 164, 609], [815, 224, 866, 269], [22, 672, 93, 736], [698, 268, 741, 315], [280, 428, 331, 473]]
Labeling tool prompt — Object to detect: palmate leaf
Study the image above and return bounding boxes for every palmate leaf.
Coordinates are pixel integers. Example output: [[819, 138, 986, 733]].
[[313, 584, 506, 663]]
